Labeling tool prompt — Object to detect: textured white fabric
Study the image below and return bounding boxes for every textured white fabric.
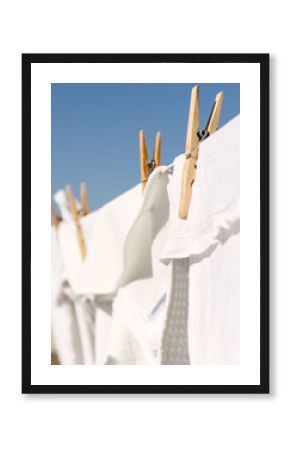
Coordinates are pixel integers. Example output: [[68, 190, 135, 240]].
[[160, 259, 190, 365], [106, 167, 171, 364], [188, 232, 240, 364], [160, 115, 240, 364], [54, 189, 81, 223], [106, 114, 240, 365], [161, 115, 240, 262], [52, 193, 94, 365], [51, 228, 83, 364], [56, 184, 143, 364], [74, 297, 95, 365], [53, 116, 240, 365], [57, 180, 168, 364], [83, 185, 143, 295], [94, 304, 112, 364], [106, 289, 156, 365], [106, 280, 168, 365], [57, 185, 142, 296], [57, 169, 172, 365]]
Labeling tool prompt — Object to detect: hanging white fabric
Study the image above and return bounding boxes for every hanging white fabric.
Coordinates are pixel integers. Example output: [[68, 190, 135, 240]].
[[51, 228, 83, 364], [160, 115, 240, 364]]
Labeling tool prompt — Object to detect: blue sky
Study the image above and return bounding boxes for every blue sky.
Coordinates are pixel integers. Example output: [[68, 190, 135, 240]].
[[52, 83, 240, 211]]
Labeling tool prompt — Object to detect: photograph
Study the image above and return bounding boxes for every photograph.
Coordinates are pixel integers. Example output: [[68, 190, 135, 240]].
[[51, 82, 240, 366], [22, 54, 269, 393]]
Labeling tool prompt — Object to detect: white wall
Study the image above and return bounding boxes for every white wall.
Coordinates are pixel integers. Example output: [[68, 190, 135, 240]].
[[0, 1, 286, 449]]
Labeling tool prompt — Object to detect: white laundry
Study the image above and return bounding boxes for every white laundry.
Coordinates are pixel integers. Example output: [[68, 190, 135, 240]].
[[94, 304, 113, 364], [106, 167, 171, 364], [57, 171, 171, 365], [74, 296, 95, 365], [51, 228, 83, 364], [160, 115, 240, 364], [106, 288, 156, 365], [56, 184, 145, 364], [52, 191, 94, 365], [106, 112, 240, 365], [188, 230, 240, 364], [54, 189, 81, 223], [58, 185, 142, 296], [52, 116, 240, 365], [106, 280, 168, 365]]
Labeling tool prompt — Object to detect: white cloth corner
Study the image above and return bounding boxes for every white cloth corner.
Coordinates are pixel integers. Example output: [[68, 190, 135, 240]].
[[54, 189, 81, 223]]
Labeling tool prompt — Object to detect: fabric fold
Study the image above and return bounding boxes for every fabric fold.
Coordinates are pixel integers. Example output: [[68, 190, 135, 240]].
[[160, 115, 240, 263], [158, 114, 240, 365]]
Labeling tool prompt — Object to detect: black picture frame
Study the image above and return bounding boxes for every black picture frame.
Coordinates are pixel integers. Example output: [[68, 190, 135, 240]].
[[22, 53, 269, 394]]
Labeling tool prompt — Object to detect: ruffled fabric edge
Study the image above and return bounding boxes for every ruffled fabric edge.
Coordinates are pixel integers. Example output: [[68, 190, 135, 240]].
[[160, 200, 240, 264]]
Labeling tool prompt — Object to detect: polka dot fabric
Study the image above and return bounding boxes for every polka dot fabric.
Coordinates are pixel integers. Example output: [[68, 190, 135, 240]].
[[160, 259, 190, 365]]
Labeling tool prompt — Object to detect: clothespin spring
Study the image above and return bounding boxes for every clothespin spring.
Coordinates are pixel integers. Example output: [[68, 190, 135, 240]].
[[147, 159, 156, 175], [141, 159, 157, 184]]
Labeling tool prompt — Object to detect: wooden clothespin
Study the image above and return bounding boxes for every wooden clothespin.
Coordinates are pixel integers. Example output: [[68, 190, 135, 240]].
[[51, 203, 62, 228], [65, 184, 89, 260], [179, 86, 224, 219], [139, 130, 161, 193], [80, 181, 89, 216]]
